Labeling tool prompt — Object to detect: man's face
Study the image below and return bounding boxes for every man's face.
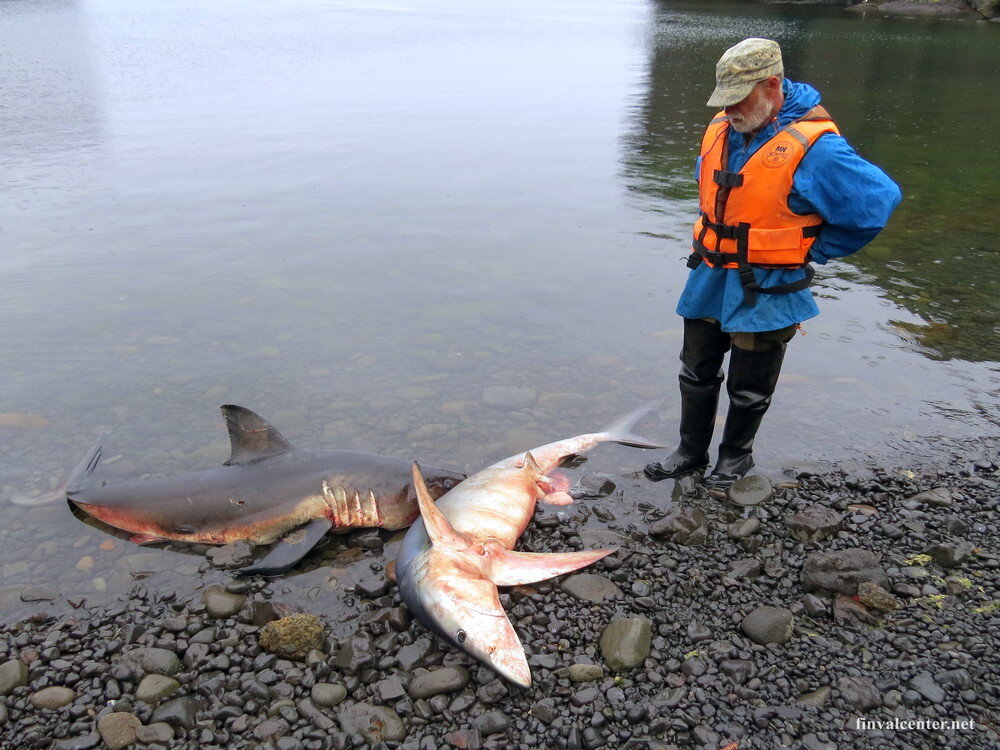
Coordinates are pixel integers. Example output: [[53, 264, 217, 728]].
[[725, 80, 774, 134]]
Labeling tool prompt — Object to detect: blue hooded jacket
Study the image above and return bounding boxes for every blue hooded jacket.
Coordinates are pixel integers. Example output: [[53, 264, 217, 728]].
[[676, 79, 902, 332]]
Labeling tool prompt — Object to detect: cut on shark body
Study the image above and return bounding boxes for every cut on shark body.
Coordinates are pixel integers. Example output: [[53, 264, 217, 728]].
[[395, 404, 663, 686], [66, 405, 465, 576]]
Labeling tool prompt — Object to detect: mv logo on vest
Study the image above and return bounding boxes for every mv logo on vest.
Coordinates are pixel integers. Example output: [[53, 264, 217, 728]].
[[763, 143, 793, 168]]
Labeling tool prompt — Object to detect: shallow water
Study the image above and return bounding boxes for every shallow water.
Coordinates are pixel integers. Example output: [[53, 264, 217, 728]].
[[1, 0, 998, 617]]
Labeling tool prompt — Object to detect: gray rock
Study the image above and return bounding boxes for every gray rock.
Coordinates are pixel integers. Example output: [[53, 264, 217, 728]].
[[727, 474, 773, 506], [910, 671, 946, 703], [149, 696, 204, 730], [20, 584, 60, 602], [310, 682, 347, 707], [727, 518, 761, 539], [97, 712, 142, 750], [0, 659, 28, 696], [568, 664, 604, 683], [134, 723, 174, 744], [334, 633, 375, 673], [649, 508, 708, 546], [136, 674, 181, 705], [833, 594, 879, 626], [297, 698, 336, 731], [201, 583, 246, 619], [857, 581, 902, 611], [373, 675, 407, 702], [30, 686, 76, 709], [729, 558, 762, 580], [801, 548, 889, 595], [395, 637, 433, 671], [120, 648, 181, 677], [801, 594, 829, 618], [926, 541, 975, 568], [338, 703, 406, 743], [408, 666, 470, 699], [719, 659, 755, 684], [560, 573, 623, 603], [740, 606, 794, 645], [838, 676, 881, 712], [205, 540, 254, 569], [783, 504, 843, 543], [356, 577, 390, 598], [571, 474, 617, 498], [796, 686, 832, 708], [600, 617, 652, 671], [473, 710, 511, 735], [907, 487, 953, 507]]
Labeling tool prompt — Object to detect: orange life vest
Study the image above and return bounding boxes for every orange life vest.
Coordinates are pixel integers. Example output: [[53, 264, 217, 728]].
[[689, 106, 840, 303]]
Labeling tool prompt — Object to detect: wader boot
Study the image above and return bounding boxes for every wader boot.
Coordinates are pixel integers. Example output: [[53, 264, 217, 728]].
[[644, 318, 730, 481], [703, 343, 787, 489]]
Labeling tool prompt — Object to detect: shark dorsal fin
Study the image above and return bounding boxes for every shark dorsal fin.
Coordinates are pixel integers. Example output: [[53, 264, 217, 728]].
[[221, 405, 296, 466], [521, 451, 543, 481], [411, 462, 465, 549]]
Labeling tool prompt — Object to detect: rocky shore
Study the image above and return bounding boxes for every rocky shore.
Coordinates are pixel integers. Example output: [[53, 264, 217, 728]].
[[2, 439, 998, 750]]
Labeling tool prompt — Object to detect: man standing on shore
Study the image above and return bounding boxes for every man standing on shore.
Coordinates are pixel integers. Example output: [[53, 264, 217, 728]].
[[644, 38, 901, 489]]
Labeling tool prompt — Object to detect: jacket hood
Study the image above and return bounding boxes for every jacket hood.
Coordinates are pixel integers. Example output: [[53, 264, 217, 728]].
[[778, 79, 822, 126]]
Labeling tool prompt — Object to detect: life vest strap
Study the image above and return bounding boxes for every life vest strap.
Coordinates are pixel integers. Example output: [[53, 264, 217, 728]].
[[712, 169, 744, 188]]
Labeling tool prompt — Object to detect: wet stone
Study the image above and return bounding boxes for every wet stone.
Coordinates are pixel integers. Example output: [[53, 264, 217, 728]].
[[925, 541, 975, 568], [833, 595, 879, 626], [600, 617, 652, 671], [338, 703, 406, 743], [134, 723, 174, 744], [206, 540, 254, 569], [783, 504, 843, 543], [561, 573, 623, 604], [796, 686, 832, 708], [473, 710, 510, 735], [297, 698, 337, 730], [374, 675, 407, 702], [30, 686, 76, 709], [136, 674, 181, 705], [838, 676, 882, 712], [310, 683, 347, 708], [857, 581, 902, 611], [649, 508, 708, 546], [719, 659, 755, 684], [801, 594, 829, 618], [396, 637, 433, 671], [150, 696, 204, 730], [727, 474, 773, 506], [122, 648, 181, 677], [201, 584, 246, 619], [20, 584, 60, 602], [729, 558, 762, 580], [0, 659, 29, 696], [910, 671, 946, 703], [408, 667, 470, 699], [740, 606, 794, 645], [801, 548, 889, 596], [727, 518, 761, 539], [907, 487, 953, 507], [349, 529, 384, 550], [97, 712, 142, 750], [568, 664, 604, 683], [572, 687, 601, 706], [572, 474, 617, 499], [356, 577, 390, 598]]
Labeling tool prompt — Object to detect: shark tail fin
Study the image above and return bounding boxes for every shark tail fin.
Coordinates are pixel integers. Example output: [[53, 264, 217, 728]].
[[411, 462, 466, 550], [66, 441, 104, 495], [488, 545, 617, 587], [599, 401, 664, 449]]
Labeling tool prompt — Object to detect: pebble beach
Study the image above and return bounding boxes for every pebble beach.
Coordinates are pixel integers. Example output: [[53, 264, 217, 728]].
[[2, 439, 998, 750]]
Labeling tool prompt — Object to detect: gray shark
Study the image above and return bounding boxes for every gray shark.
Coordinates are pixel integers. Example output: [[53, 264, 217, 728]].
[[67, 405, 465, 576]]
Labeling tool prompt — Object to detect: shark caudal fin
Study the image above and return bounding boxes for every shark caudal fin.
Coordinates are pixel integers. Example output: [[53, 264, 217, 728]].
[[599, 402, 664, 449], [66, 442, 104, 495], [221, 405, 296, 466], [411, 462, 466, 550], [488, 545, 617, 587]]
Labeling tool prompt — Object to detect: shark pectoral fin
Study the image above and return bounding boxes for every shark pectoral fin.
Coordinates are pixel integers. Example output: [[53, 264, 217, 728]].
[[237, 517, 333, 577], [411, 462, 466, 550], [130, 533, 167, 546], [221, 405, 296, 466], [488, 546, 618, 586]]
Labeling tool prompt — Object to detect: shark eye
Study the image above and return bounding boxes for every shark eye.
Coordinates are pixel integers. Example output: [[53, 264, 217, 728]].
[[456, 629, 467, 644]]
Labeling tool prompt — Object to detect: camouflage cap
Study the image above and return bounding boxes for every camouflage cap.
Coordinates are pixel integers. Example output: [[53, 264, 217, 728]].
[[707, 38, 783, 108]]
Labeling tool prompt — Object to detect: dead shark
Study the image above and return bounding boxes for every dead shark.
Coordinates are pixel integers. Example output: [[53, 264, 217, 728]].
[[395, 405, 661, 686], [66, 404, 465, 576]]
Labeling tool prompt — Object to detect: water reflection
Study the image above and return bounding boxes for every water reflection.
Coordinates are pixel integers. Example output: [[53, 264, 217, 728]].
[[624, 1, 1000, 362]]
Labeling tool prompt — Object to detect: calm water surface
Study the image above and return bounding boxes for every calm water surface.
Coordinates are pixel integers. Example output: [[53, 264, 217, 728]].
[[1, 0, 997, 616]]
